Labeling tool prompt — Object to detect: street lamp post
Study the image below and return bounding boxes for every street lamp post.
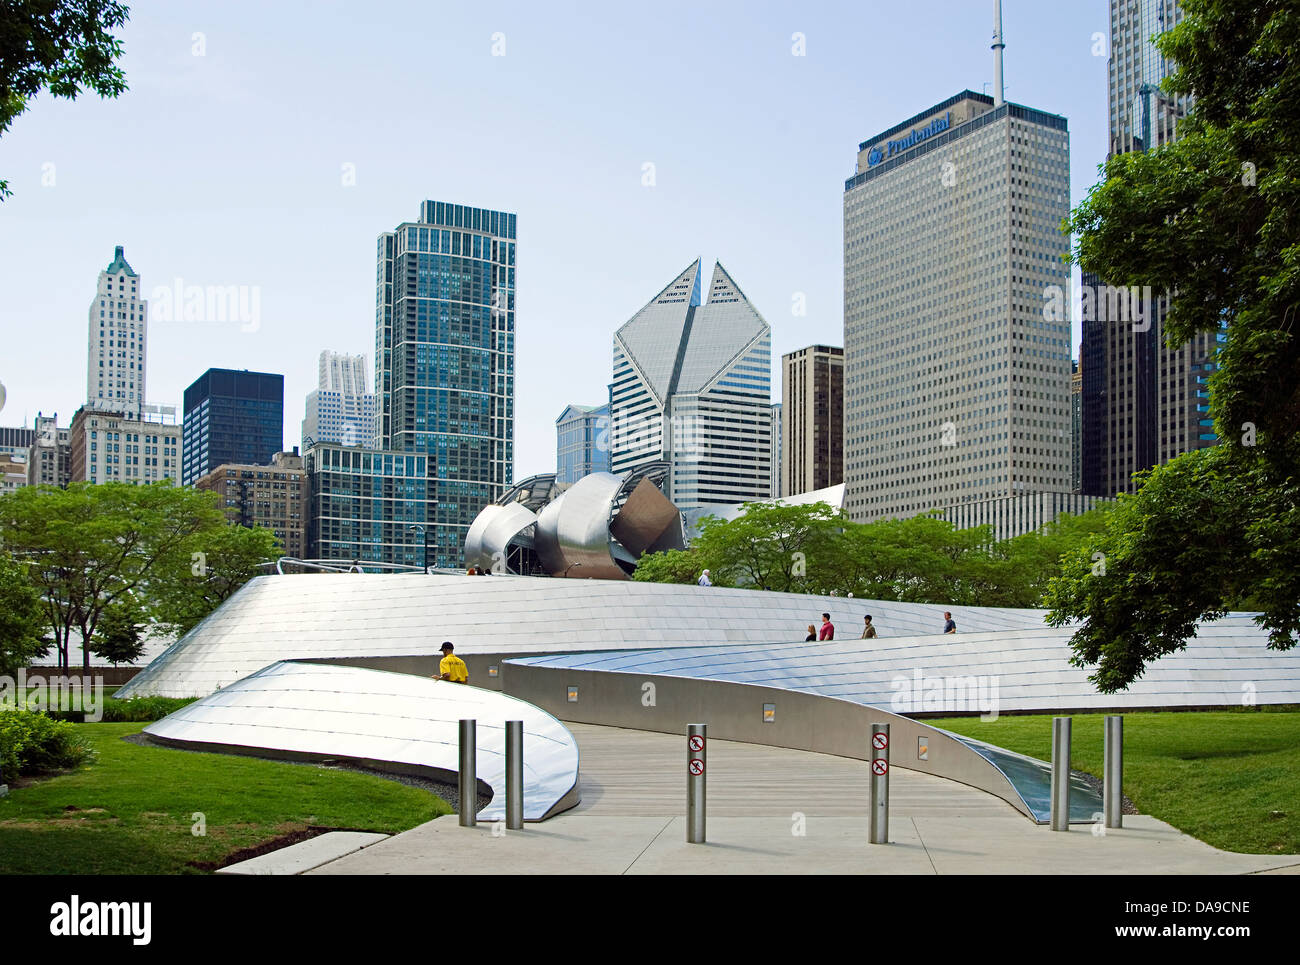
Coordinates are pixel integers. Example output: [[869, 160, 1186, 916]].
[[407, 525, 428, 574]]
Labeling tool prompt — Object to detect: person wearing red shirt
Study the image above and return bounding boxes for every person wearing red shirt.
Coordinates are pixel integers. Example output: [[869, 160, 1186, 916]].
[[818, 612, 835, 640]]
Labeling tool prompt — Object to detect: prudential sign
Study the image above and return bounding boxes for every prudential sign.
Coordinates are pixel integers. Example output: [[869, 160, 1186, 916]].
[[867, 112, 951, 167]]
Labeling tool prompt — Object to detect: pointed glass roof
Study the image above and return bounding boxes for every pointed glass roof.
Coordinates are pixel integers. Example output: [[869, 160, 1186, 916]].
[[613, 259, 700, 403], [676, 263, 769, 393], [614, 260, 768, 400]]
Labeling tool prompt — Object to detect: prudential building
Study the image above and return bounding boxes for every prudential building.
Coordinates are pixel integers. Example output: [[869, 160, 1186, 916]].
[[842, 89, 1073, 523]]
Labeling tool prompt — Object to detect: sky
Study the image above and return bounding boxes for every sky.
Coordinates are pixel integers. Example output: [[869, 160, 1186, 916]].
[[0, 0, 1109, 478]]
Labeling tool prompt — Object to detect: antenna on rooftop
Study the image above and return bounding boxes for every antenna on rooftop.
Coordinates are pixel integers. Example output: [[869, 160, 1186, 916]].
[[992, 0, 1006, 106]]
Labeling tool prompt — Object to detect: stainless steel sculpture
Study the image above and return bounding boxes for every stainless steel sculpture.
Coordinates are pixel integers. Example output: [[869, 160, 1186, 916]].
[[465, 462, 684, 579], [463, 502, 539, 574], [142, 661, 580, 822], [534, 473, 628, 580]]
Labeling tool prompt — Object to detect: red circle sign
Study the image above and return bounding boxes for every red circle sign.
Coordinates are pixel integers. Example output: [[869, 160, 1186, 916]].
[[872, 733, 888, 750], [689, 759, 705, 776], [689, 735, 705, 752], [872, 758, 888, 776]]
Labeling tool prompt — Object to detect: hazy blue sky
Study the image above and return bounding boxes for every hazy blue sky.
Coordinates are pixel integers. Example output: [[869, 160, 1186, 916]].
[[0, 0, 1108, 477]]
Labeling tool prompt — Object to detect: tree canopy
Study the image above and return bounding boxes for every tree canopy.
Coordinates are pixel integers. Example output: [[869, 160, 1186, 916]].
[[1048, 0, 1299, 690], [0, 0, 131, 200], [0, 481, 278, 670], [635, 500, 1113, 611]]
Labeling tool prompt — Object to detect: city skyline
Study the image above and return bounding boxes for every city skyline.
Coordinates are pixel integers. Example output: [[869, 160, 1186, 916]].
[[0, 1, 1109, 482]]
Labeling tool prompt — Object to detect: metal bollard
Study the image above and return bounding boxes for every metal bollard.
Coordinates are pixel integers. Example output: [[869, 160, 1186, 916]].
[[1050, 716, 1071, 831], [505, 719, 524, 830], [687, 723, 706, 844], [1104, 715, 1123, 829], [459, 718, 477, 827], [869, 722, 890, 844]]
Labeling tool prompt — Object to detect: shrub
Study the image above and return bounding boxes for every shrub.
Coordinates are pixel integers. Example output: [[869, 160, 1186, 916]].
[[0, 710, 96, 778], [98, 696, 196, 722]]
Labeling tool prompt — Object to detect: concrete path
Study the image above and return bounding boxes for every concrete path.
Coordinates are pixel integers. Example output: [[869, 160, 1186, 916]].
[[217, 831, 388, 875], [309, 723, 1300, 875]]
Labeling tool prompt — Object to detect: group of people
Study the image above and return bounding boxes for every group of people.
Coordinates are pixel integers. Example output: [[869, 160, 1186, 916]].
[[804, 611, 958, 641]]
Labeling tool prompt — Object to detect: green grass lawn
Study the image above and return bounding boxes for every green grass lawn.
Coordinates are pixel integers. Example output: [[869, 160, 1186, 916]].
[[0, 723, 451, 874], [928, 708, 1299, 855]]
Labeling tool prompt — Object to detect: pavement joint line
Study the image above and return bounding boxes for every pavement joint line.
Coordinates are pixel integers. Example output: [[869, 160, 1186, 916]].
[[623, 817, 675, 875], [1246, 860, 1300, 875], [913, 817, 939, 875]]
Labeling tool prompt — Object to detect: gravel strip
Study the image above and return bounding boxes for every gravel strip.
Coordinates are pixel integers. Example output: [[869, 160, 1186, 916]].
[[1072, 767, 1139, 815]]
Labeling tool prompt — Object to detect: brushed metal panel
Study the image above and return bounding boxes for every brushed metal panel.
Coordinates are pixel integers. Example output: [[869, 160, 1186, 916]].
[[610, 478, 684, 557], [144, 661, 580, 822]]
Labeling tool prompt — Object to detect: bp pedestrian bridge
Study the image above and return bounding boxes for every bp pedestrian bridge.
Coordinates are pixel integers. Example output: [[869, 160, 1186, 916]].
[[120, 573, 1300, 873]]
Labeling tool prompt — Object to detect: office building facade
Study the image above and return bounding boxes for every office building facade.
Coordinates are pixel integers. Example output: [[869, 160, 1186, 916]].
[[0, 427, 36, 461], [770, 402, 782, 499], [305, 443, 431, 568], [196, 451, 306, 559], [87, 246, 148, 419], [610, 259, 773, 510], [781, 344, 844, 497], [182, 369, 284, 486], [376, 201, 515, 567], [302, 350, 376, 448], [69, 406, 182, 484], [1071, 359, 1082, 494], [941, 491, 1112, 543], [25, 414, 71, 488], [843, 90, 1072, 521], [1082, 0, 1218, 497], [555, 403, 611, 484]]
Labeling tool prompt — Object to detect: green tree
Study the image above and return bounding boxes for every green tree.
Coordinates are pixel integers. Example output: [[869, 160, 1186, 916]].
[[87, 593, 146, 666], [146, 521, 281, 638], [0, 551, 49, 676], [690, 501, 844, 592], [988, 507, 1114, 609], [0, 481, 226, 670], [1, 0, 131, 200], [1050, 0, 1300, 689], [631, 546, 704, 586]]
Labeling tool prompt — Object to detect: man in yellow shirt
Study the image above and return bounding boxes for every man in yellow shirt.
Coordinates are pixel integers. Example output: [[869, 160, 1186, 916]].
[[435, 641, 469, 684]]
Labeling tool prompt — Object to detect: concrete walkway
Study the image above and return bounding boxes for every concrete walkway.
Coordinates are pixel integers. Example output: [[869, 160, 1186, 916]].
[[309, 723, 1300, 875]]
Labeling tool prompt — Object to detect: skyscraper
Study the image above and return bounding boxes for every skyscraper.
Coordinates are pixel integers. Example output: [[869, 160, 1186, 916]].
[[610, 259, 772, 509], [555, 403, 611, 484], [87, 246, 147, 418], [376, 201, 516, 567], [302, 350, 376, 448], [1081, 0, 1218, 497], [782, 345, 844, 497], [181, 369, 284, 486], [842, 90, 1072, 521]]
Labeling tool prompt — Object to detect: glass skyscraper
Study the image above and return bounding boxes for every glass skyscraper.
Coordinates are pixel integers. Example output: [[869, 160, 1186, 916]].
[[555, 403, 611, 484], [376, 201, 516, 568], [1081, 0, 1218, 497], [181, 368, 285, 486]]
